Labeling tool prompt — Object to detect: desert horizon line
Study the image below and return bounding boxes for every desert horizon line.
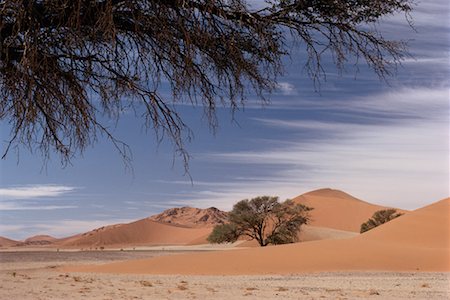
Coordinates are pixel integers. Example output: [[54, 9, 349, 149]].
[[1, 187, 447, 243]]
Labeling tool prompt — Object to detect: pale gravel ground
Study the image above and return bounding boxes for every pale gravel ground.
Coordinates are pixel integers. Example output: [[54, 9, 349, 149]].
[[1, 251, 449, 299]]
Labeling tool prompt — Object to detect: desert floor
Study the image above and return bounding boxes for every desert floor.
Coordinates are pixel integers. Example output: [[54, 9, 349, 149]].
[[1, 250, 449, 300]]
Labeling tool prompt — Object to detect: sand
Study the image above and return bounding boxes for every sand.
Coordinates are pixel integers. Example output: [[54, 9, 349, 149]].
[[236, 225, 358, 248], [24, 235, 57, 243], [1, 190, 449, 299], [0, 237, 20, 248], [149, 206, 228, 227], [2, 188, 401, 251], [57, 219, 212, 248], [1, 251, 449, 299], [293, 188, 406, 232], [65, 198, 449, 275]]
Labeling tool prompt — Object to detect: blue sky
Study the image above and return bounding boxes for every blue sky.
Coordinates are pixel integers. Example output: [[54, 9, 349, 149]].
[[1, 1, 449, 240]]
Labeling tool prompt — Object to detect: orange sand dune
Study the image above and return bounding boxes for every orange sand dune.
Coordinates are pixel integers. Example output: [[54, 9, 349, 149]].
[[293, 188, 406, 232], [358, 197, 449, 248], [0, 236, 20, 247], [149, 206, 228, 228], [25, 235, 57, 243], [237, 225, 358, 248], [58, 219, 212, 248], [68, 197, 449, 274], [299, 225, 358, 242], [23, 235, 58, 245], [184, 233, 212, 245], [186, 189, 374, 247]]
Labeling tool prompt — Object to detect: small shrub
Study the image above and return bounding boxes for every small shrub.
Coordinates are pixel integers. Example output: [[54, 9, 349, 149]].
[[140, 280, 153, 287], [360, 209, 403, 233]]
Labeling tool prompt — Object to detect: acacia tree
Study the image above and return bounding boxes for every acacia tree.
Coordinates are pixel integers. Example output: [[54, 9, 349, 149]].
[[360, 209, 403, 233], [208, 196, 312, 247], [0, 0, 413, 166]]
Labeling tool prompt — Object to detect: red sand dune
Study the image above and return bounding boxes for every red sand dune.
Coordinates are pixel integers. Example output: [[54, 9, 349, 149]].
[[237, 225, 358, 248], [293, 188, 406, 232], [0, 236, 20, 247], [67, 197, 449, 274], [183, 188, 379, 246], [184, 233, 212, 246], [299, 225, 358, 242], [186, 189, 366, 247], [5, 189, 406, 250], [149, 206, 228, 228], [58, 188, 395, 248], [24, 235, 58, 245], [236, 188, 399, 247], [58, 218, 212, 248]]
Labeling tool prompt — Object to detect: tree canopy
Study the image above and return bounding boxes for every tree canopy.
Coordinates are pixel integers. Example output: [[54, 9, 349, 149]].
[[0, 0, 413, 166], [208, 196, 312, 246], [360, 208, 403, 233]]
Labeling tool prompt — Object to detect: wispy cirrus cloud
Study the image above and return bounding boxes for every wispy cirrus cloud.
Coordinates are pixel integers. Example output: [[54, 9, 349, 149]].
[[0, 185, 77, 200], [34, 219, 133, 238], [0, 218, 134, 240], [193, 86, 449, 210], [276, 82, 297, 95], [0, 184, 79, 211], [0, 203, 77, 211]]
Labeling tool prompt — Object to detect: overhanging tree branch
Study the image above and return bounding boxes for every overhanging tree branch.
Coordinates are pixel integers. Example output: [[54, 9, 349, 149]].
[[0, 0, 413, 167]]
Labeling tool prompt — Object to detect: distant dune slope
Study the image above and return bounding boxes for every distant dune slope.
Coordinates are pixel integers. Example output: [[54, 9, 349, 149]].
[[6, 188, 407, 249], [299, 225, 358, 242], [0, 236, 20, 247], [357, 197, 449, 248], [160, 188, 389, 246], [293, 188, 406, 232], [237, 225, 358, 248], [59, 219, 212, 248], [149, 206, 228, 228], [23, 235, 58, 246], [69, 197, 449, 274]]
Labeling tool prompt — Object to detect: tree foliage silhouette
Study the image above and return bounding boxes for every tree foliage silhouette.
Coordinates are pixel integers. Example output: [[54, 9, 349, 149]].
[[0, 0, 413, 166]]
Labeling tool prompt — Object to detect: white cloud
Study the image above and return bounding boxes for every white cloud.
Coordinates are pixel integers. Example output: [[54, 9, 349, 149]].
[[277, 82, 297, 95], [166, 182, 312, 212], [0, 184, 79, 211], [0, 185, 76, 200], [340, 87, 449, 119], [34, 219, 134, 238], [0, 218, 135, 240], [275, 86, 448, 117], [0, 224, 25, 234], [194, 86, 449, 210], [0, 203, 77, 211], [251, 118, 378, 133], [401, 57, 449, 65]]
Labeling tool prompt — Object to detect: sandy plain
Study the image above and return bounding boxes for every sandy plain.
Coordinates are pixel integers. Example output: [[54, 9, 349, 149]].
[[1, 250, 449, 300]]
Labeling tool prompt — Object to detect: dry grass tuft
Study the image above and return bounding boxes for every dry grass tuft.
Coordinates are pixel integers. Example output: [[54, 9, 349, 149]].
[[177, 285, 188, 291], [369, 289, 380, 295], [139, 280, 153, 287]]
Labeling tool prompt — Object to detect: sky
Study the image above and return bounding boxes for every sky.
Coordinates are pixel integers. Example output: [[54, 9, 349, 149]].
[[1, 1, 449, 240]]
